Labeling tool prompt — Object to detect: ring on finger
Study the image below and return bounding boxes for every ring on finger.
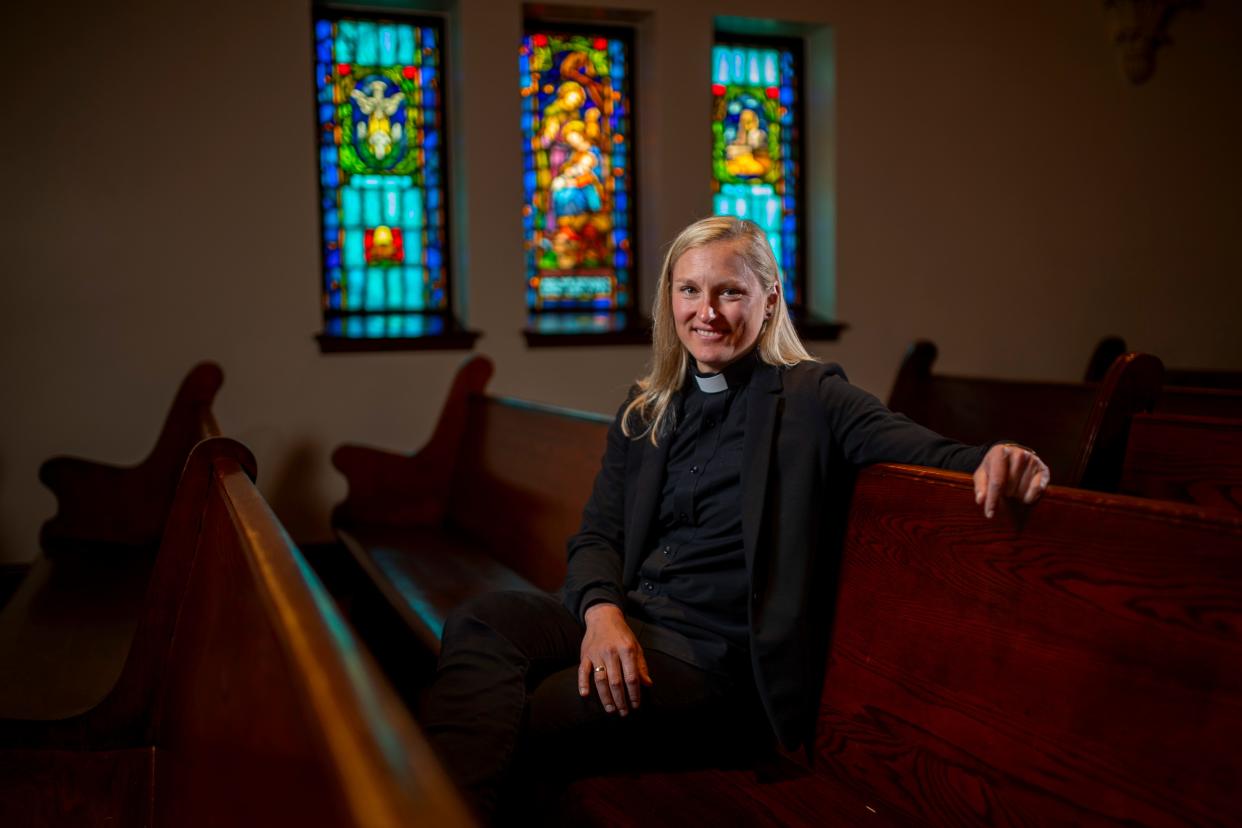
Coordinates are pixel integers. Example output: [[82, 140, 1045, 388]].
[[593, 665, 606, 674]]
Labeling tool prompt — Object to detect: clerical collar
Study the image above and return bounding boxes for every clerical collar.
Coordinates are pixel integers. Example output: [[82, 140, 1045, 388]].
[[691, 350, 759, 394]]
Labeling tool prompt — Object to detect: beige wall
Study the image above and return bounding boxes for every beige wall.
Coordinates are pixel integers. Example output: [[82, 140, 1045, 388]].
[[3, 0, 1239, 563]]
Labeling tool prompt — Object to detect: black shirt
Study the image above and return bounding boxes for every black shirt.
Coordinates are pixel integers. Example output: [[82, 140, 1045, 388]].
[[623, 355, 757, 675]]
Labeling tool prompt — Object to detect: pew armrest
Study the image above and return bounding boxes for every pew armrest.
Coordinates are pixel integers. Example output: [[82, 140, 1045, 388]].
[[39, 456, 177, 551], [38, 362, 224, 551]]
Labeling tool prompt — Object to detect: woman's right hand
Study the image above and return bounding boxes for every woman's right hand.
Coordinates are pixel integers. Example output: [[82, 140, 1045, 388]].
[[578, 603, 653, 716]]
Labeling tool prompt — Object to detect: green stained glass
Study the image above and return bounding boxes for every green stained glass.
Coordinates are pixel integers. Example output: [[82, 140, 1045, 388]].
[[315, 11, 449, 323], [520, 27, 636, 315], [711, 37, 804, 307]]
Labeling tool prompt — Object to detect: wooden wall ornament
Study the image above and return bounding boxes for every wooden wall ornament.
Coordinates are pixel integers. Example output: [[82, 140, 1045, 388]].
[[1103, 0, 1199, 84]]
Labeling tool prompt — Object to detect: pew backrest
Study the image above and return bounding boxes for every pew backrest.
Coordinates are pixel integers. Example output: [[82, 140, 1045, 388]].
[[445, 396, 610, 590], [887, 341, 1162, 488], [1120, 412, 1242, 513], [818, 464, 1242, 826], [1156, 384, 1242, 419], [332, 355, 611, 592]]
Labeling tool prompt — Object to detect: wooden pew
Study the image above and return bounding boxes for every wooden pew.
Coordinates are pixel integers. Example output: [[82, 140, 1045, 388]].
[[331, 355, 609, 659], [0, 438, 474, 827], [1086, 337, 1242, 391], [1120, 412, 1242, 513], [561, 465, 1242, 827], [887, 340, 1162, 489], [39, 361, 224, 551], [0, 363, 224, 723]]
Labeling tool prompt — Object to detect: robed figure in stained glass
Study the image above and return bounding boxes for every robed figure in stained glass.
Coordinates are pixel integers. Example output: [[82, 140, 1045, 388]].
[[521, 30, 634, 316]]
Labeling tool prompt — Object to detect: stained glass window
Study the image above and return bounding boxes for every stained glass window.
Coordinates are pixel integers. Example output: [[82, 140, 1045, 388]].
[[711, 37, 804, 309], [520, 26, 636, 332], [314, 11, 450, 337]]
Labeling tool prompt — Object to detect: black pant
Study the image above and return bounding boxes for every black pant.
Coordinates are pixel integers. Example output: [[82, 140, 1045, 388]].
[[421, 590, 769, 822]]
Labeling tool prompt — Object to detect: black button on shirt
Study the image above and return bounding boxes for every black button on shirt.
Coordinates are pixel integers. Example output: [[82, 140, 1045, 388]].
[[625, 355, 755, 675]]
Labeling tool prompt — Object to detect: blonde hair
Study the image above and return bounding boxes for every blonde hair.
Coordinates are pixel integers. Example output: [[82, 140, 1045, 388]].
[[622, 216, 817, 444]]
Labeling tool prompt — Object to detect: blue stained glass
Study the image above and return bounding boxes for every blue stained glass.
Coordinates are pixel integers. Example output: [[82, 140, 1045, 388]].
[[365, 267, 386, 309], [712, 38, 803, 311], [343, 230, 366, 267], [318, 14, 447, 328], [386, 268, 403, 305], [431, 288, 444, 306], [356, 23, 378, 65], [521, 28, 634, 317], [341, 188, 361, 225], [397, 25, 415, 64], [404, 230, 423, 264], [383, 189, 401, 224], [337, 21, 356, 62], [363, 189, 382, 226], [378, 24, 398, 64], [403, 193, 424, 226], [346, 268, 365, 307]]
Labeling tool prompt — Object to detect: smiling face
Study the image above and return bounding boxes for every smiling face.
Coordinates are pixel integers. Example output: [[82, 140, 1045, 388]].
[[671, 240, 778, 374]]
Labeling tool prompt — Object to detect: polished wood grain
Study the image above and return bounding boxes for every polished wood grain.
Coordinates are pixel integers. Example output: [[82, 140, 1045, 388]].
[[564, 467, 1242, 826], [815, 464, 1242, 827], [153, 457, 474, 827], [328, 355, 612, 669], [332, 354, 493, 529], [1156, 385, 1242, 419], [447, 396, 609, 591], [39, 362, 223, 551], [2, 440, 474, 826], [887, 341, 1162, 488], [1120, 413, 1242, 512], [0, 436, 254, 736]]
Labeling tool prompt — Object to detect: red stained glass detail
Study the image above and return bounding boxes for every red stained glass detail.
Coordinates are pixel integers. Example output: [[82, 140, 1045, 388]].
[[532, 34, 548, 47], [593, 37, 607, 50], [402, 65, 417, 79], [363, 226, 405, 264], [712, 83, 726, 96], [337, 63, 351, 75], [765, 86, 780, 99]]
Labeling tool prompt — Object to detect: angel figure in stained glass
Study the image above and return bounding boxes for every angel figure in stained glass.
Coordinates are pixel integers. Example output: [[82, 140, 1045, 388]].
[[351, 79, 405, 161]]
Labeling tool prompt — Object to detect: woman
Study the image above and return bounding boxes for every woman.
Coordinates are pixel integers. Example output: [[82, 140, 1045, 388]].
[[423, 217, 1049, 821]]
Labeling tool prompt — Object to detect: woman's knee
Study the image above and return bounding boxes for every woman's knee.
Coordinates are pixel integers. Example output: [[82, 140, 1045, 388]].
[[440, 589, 561, 647]]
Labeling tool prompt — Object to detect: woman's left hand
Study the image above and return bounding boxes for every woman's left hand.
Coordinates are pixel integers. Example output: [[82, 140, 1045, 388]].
[[973, 443, 1050, 518]]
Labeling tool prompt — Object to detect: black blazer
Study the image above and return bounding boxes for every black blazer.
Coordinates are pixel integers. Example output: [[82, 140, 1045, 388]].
[[563, 360, 987, 749]]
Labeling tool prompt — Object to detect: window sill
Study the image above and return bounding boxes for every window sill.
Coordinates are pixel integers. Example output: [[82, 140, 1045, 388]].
[[316, 313, 480, 353], [523, 312, 652, 347], [792, 312, 848, 342]]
